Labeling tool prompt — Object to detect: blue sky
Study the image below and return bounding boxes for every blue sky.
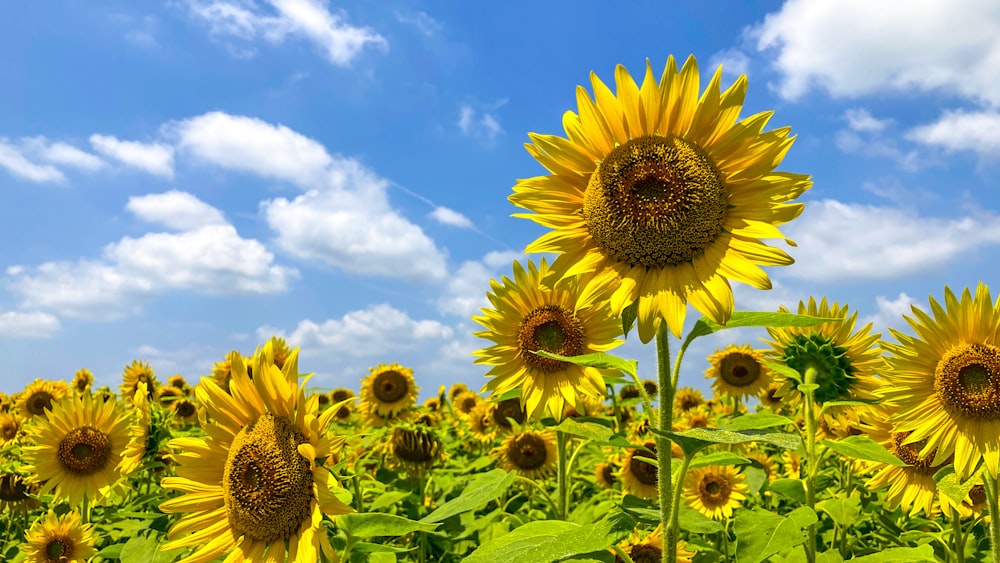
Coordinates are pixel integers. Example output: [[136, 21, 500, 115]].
[[2, 0, 999, 398]]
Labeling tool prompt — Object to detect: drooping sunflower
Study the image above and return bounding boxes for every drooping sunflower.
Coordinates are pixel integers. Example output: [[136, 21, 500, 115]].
[[473, 259, 623, 421], [682, 465, 748, 520], [118, 381, 152, 476], [159, 343, 353, 562], [620, 442, 659, 499], [18, 379, 68, 419], [881, 284, 1000, 479], [22, 510, 96, 563], [595, 460, 618, 490], [491, 397, 527, 432], [493, 430, 557, 478], [764, 297, 881, 407], [389, 424, 443, 472], [706, 344, 772, 400], [72, 368, 94, 394], [509, 55, 811, 342], [22, 393, 131, 505], [121, 360, 159, 402], [0, 472, 40, 512], [360, 363, 419, 419]]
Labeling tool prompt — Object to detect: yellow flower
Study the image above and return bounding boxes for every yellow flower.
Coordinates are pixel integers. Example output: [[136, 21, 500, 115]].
[[510, 55, 810, 342], [18, 379, 68, 419], [22, 393, 131, 505], [159, 342, 353, 562], [389, 424, 443, 472], [118, 381, 152, 476], [453, 390, 481, 416], [881, 284, 1000, 479], [72, 369, 94, 394], [360, 363, 419, 419], [22, 511, 96, 563], [491, 397, 526, 432], [465, 401, 498, 443], [682, 465, 748, 520], [620, 441, 659, 499], [673, 387, 704, 413], [706, 344, 772, 400], [0, 411, 21, 444], [121, 359, 159, 402], [0, 473, 40, 512], [171, 397, 199, 425], [493, 430, 557, 479], [473, 259, 623, 420], [612, 525, 694, 563], [595, 461, 618, 490]]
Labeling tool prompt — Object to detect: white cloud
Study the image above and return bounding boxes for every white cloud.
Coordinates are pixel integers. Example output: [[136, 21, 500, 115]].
[[863, 292, 916, 335], [18, 137, 105, 171], [167, 111, 333, 187], [458, 104, 503, 142], [436, 250, 523, 317], [184, 0, 387, 66], [0, 139, 66, 183], [0, 310, 60, 338], [7, 193, 295, 318], [844, 108, 891, 132], [260, 303, 453, 357], [834, 130, 923, 171], [907, 109, 1000, 159], [784, 199, 1000, 282], [708, 49, 750, 78], [395, 10, 443, 37], [89, 134, 175, 177], [429, 206, 472, 229], [753, 0, 1000, 105], [126, 190, 228, 231]]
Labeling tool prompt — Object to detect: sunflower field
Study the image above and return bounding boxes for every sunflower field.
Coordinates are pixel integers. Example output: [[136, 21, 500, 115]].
[[1, 55, 999, 563]]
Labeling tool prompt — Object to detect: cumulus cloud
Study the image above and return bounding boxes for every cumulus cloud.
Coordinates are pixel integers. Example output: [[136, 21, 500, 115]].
[[126, 190, 228, 230], [89, 134, 175, 177], [863, 292, 916, 335], [436, 250, 524, 317], [6, 192, 295, 318], [844, 108, 891, 133], [784, 199, 1000, 282], [708, 49, 750, 78], [458, 104, 503, 142], [907, 109, 1000, 159], [429, 206, 472, 229], [183, 0, 387, 65], [0, 310, 61, 338], [0, 139, 66, 183], [753, 0, 1000, 105]]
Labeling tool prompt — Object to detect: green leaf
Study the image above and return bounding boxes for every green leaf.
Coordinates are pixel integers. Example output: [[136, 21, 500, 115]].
[[370, 491, 412, 511], [421, 469, 516, 523], [494, 388, 521, 402], [721, 413, 795, 431], [621, 300, 638, 339], [678, 504, 724, 534], [553, 418, 634, 448], [352, 542, 414, 554], [934, 465, 983, 505], [464, 512, 635, 563], [620, 495, 660, 525], [820, 436, 906, 467], [119, 533, 183, 563], [849, 545, 936, 562], [817, 495, 861, 528], [653, 427, 801, 451], [338, 513, 438, 538], [769, 479, 807, 504], [734, 506, 818, 563], [689, 451, 752, 468], [535, 351, 638, 378], [711, 311, 840, 330]]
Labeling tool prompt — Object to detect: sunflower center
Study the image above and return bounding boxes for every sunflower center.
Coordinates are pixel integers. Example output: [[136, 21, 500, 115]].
[[699, 474, 732, 506], [969, 484, 986, 506], [892, 431, 948, 474], [372, 370, 409, 403], [630, 544, 663, 563], [601, 463, 617, 485], [391, 427, 440, 465], [57, 426, 112, 476], [0, 474, 28, 502], [223, 413, 314, 543], [935, 344, 1000, 419], [583, 135, 728, 269], [1, 420, 17, 441], [629, 443, 658, 486], [175, 401, 196, 418], [518, 305, 586, 373], [509, 433, 548, 470], [492, 398, 526, 430], [45, 538, 70, 560], [780, 334, 857, 403], [27, 392, 55, 416], [720, 353, 762, 387]]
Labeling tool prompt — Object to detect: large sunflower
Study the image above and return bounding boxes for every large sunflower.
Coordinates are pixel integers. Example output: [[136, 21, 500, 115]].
[[21, 393, 131, 505], [881, 284, 1000, 480], [159, 342, 353, 562], [473, 259, 623, 420], [121, 359, 159, 402], [22, 510, 96, 563], [509, 55, 811, 342], [360, 363, 419, 419], [682, 464, 748, 520], [18, 379, 68, 419]]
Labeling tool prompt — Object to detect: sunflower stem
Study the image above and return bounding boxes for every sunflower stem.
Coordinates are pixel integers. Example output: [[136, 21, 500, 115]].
[[513, 476, 558, 519], [949, 506, 966, 563], [802, 366, 819, 563], [556, 430, 569, 520], [81, 494, 89, 525], [669, 451, 694, 545], [609, 384, 623, 434], [655, 323, 676, 563], [984, 472, 1000, 563], [612, 544, 636, 563]]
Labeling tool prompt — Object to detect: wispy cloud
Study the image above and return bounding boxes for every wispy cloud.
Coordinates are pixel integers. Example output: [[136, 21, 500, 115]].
[[89, 134, 175, 177], [457, 104, 503, 142]]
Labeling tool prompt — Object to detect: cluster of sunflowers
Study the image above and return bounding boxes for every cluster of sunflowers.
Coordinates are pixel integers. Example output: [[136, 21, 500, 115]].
[[2, 54, 1000, 562]]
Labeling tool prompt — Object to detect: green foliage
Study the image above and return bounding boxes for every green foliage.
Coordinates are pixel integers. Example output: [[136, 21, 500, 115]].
[[465, 511, 635, 563], [734, 506, 818, 562]]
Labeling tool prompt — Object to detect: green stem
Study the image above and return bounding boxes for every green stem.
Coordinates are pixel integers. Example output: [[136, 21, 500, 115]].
[[514, 476, 558, 519], [802, 367, 819, 563], [655, 323, 676, 563], [613, 544, 636, 563], [81, 494, 90, 525], [417, 469, 427, 563], [609, 384, 623, 434], [556, 430, 570, 520], [984, 472, 1000, 563], [669, 452, 694, 540], [950, 505, 966, 563], [721, 518, 731, 561]]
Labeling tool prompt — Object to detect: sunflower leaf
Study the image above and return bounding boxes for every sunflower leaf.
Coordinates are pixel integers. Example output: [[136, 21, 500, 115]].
[[690, 451, 752, 468], [848, 545, 937, 562], [820, 436, 907, 467], [652, 427, 802, 452], [734, 506, 818, 563], [817, 494, 862, 528], [534, 350, 638, 378], [678, 504, 725, 533], [421, 469, 516, 523], [765, 361, 802, 382], [464, 511, 635, 563], [707, 311, 841, 331], [933, 465, 984, 505], [768, 478, 807, 504], [338, 513, 439, 538], [553, 418, 635, 448], [721, 413, 795, 431], [620, 300, 639, 339]]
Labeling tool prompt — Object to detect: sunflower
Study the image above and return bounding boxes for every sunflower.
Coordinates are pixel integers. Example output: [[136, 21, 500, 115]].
[[72, 369, 93, 394], [510, 55, 810, 342], [158, 385, 183, 406], [780, 450, 802, 479], [682, 465, 748, 520], [673, 387, 704, 413], [360, 363, 419, 419], [169, 374, 190, 394], [423, 397, 441, 412], [491, 397, 527, 431], [595, 461, 618, 489], [210, 350, 241, 391], [389, 424, 443, 472], [613, 525, 694, 563], [861, 407, 948, 517], [473, 259, 623, 420], [757, 382, 785, 411], [706, 344, 772, 400], [453, 390, 481, 416], [881, 284, 1000, 480], [0, 472, 40, 512], [22, 510, 96, 563], [747, 450, 778, 482], [171, 398, 199, 425], [18, 379, 68, 419], [118, 381, 152, 476], [764, 297, 881, 408], [159, 343, 353, 562], [448, 382, 469, 402], [266, 336, 292, 369], [620, 441, 658, 499], [466, 402, 498, 443], [22, 393, 131, 505], [0, 411, 21, 444], [121, 360, 159, 402], [494, 430, 557, 478]]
